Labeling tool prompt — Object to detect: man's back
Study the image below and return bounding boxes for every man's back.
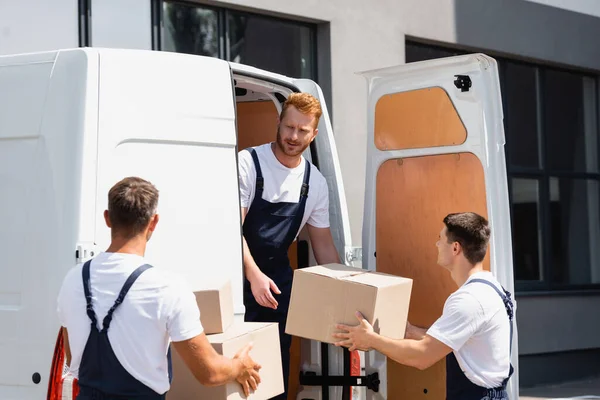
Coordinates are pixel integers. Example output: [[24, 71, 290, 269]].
[[57, 252, 203, 394], [427, 271, 511, 388]]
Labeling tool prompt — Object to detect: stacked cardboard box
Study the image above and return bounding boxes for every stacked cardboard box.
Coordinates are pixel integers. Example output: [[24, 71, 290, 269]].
[[168, 280, 284, 400]]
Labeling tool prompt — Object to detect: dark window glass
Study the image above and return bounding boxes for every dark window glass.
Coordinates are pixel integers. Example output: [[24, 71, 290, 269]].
[[405, 42, 464, 63], [504, 62, 540, 169], [162, 2, 219, 57], [543, 70, 593, 173], [227, 11, 314, 78], [511, 178, 543, 280], [549, 178, 600, 285]]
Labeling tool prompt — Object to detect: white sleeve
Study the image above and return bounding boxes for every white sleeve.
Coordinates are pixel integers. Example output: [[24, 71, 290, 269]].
[[426, 292, 484, 351], [56, 266, 79, 327], [165, 278, 204, 342], [238, 150, 256, 208], [307, 174, 330, 228]]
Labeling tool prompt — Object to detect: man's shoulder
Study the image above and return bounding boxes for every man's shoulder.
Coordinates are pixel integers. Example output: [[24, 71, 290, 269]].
[[446, 288, 483, 313], [307, 161, 327, 186]]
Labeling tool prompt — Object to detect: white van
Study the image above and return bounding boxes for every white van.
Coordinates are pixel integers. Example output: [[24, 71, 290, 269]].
[[0, 48, 518, 400]]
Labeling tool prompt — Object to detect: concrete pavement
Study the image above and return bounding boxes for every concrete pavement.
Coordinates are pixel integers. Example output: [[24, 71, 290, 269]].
[[520, 375, 600, 400]]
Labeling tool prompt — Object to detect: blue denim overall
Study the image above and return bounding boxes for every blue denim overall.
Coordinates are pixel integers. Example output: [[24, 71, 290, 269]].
[[76, 260, 172, 400], [446, 279, 515, 400], [243, 148, 311, 400]]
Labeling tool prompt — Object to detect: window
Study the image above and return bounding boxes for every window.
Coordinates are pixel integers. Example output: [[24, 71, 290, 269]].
[[406, 41, 600, 291], [156, 1, 316, 79]]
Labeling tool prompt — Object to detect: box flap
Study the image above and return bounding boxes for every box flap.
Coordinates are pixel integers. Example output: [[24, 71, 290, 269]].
[[342, 271, 412, 288], [301, 264, 364, 279], [207, 321, 273, 343]]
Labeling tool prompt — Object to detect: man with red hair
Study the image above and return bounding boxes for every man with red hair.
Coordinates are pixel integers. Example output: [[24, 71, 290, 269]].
[[238, 93, 341, 399]]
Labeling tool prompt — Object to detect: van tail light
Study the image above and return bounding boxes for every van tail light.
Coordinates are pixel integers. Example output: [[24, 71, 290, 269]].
[[47, 328, 79, 400]]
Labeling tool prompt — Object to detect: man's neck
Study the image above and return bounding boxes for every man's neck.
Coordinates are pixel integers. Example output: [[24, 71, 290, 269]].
[[106, 235, 147, 257], [271, 142, 302, 169], [451, 261, 485, 288]]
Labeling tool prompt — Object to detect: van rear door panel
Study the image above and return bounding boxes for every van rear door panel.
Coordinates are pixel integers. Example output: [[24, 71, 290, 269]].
[[361, 54, 518, 400]]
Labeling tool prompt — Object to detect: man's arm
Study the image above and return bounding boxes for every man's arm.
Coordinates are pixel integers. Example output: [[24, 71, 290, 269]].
[[405, 322, 428, 340], [241, 207, 281, 310], [172, 333, 261, 396], [62, 327, 72, 367], [333, 313, 451, 371], [307, 225, 341, 264]]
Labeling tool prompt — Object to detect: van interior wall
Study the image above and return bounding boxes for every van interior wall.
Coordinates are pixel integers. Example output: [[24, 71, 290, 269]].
[[376, 154, 489, 399], [374, 87, 489, 399], [235, 99, 302, 400]]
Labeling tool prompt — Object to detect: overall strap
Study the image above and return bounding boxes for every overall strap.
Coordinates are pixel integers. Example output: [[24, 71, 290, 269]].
[[300, 158, 311, 198], [467, 278, 515, 384], [247, 148, 264, 193], [101, 264, 153, 333], [82, 260, 98, 328]]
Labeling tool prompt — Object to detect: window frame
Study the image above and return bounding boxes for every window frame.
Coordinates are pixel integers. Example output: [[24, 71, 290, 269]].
[[406, 40, 600, 293]]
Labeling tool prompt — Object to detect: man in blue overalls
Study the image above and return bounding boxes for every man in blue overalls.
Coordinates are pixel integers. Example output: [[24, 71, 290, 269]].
[[334, 212, 515, 400], [238, 93, 342, 399], [57, 177, 261, 399]]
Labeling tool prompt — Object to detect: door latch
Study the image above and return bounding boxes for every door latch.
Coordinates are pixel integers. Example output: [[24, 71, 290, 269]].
[[454, 75, 472, 92]]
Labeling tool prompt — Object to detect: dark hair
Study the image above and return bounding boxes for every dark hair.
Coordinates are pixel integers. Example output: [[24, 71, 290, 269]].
[[443, 212, 491, 265], [108, 177, 159, 237]]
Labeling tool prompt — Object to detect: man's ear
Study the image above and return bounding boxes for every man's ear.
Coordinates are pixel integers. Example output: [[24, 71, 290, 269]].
[[148, 214, 159, 233], [104, 210, 111, 228], [453, 241, 461, 256], [311, 128, 319, 141]]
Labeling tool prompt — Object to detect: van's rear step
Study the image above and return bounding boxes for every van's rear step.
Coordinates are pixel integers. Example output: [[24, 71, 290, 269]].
[[299, 346, 378, 400]]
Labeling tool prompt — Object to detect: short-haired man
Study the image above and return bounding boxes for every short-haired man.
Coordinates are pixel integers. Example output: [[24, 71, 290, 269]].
[[334, 212, 514, 400], [239, 93, 341, 399], [58, 177, 261, 399]]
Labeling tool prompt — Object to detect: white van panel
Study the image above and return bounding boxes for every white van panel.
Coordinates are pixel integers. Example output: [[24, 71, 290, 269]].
[[94, 50, 244, 311], [0, 49, 97, 399]]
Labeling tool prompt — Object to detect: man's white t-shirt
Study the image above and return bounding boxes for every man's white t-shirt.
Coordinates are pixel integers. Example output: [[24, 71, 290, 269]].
[[426, 271, 513, 389], [238, 143, 330, 235], [57, 252, 204, 394]]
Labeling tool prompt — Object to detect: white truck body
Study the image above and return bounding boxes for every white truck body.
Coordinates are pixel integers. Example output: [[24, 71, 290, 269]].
[[0, 48, 517, 399]]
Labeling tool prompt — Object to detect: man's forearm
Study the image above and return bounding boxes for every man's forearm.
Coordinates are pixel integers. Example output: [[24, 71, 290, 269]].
[[406, 324, 428, 340], [204, 356, 243, 386], [369, 334, 425, 370], [242, 236, 260, 278]]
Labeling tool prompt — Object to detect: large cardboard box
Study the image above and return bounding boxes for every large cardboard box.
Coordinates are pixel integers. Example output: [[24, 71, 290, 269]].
[[168, 322, 284, 400], [285, 264, 413, 344], [195, 280, 234, 334]]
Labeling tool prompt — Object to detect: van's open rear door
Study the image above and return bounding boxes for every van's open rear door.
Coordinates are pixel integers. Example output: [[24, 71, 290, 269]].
[[361, 54, 518, 400]]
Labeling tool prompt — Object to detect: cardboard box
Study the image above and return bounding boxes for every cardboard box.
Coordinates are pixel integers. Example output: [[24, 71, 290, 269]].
[[168, 322, 284, 400], [285, 264, 413, 344], [195, 280, 234, 334]]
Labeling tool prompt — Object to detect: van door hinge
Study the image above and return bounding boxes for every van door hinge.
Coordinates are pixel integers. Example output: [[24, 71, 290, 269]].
[[75, 242, 98, 264], [345, 247, 362, 264], [454, 75, 472, 92]]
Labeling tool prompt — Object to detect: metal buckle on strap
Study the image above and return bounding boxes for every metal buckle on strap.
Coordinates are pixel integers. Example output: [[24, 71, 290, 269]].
[[300, 183, 309, 197]]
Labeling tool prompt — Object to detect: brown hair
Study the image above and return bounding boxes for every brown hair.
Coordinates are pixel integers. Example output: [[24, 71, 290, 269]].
[[108, 177, 159, 237], [281, 92, 323, 128], [443, 212, 491, 265]]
